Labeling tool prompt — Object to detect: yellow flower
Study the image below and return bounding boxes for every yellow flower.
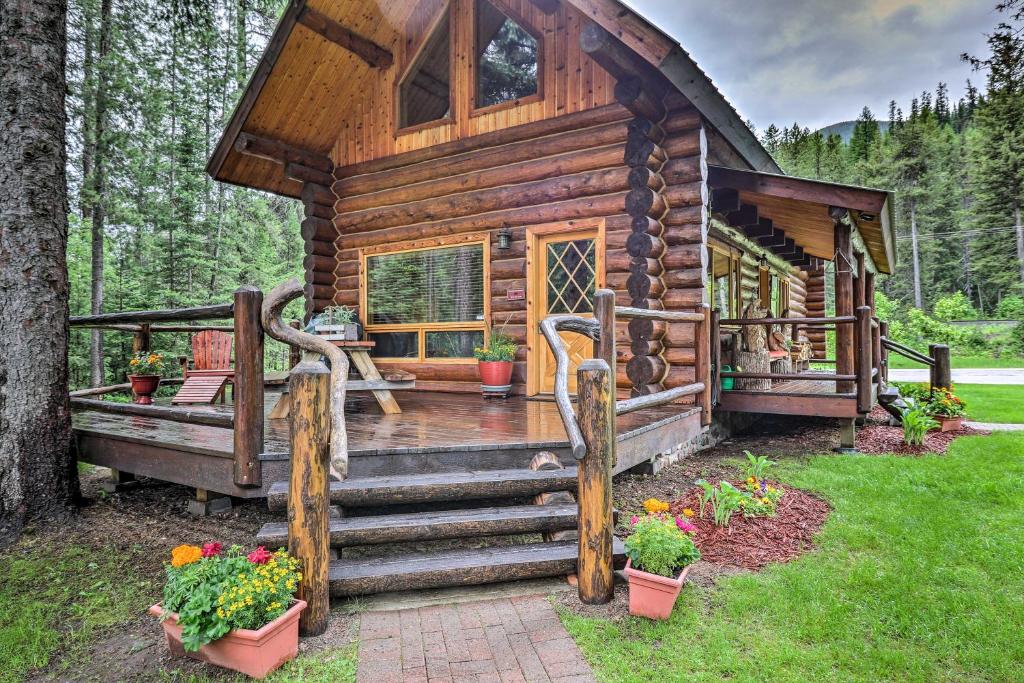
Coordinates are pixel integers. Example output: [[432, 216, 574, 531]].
[[767, 485, 776, 493], [747, 476, 756, 484], [682, 508, 695, 517], [642, 498, 669, 514], [129, 358, 139, 366], [170, 544, 202, 568], [760, 497, 770, 504]]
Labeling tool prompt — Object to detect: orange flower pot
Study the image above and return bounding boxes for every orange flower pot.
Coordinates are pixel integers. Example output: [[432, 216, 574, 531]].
[[478, 360, 513, 397], [935, 416, 963, 432], [624, 558, 690, 620], [128, 374, 161, 405], [149, 600, 306, 679]]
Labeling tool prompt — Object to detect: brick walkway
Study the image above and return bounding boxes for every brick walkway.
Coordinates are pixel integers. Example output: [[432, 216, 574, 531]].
[[356, 595, 596, 682]]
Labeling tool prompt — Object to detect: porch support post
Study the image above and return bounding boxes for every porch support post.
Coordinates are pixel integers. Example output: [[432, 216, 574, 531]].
[[855, 306, 872, 414], [576, 359, 615, 605], [233, 285, 264, 488], [832, 208, 855, 394], [853, 251, 866, 312], [838, 419, 856, 452]]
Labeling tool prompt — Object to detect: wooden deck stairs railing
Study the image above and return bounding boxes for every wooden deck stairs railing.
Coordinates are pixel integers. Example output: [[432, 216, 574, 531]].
[[257, 279, 600, 636]]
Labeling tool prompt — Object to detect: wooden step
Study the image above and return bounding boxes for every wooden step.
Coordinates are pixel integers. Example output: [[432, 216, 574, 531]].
[[266, 467, 578, 511], [328, 538, 625, 597], [256, 504, 578, 548]]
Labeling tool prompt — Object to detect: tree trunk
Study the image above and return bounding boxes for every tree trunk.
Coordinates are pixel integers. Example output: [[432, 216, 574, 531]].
[[80, 0, 94, 219], [0, 0, 79, 543], [909, 198, 922, 309], [1015, 201, 1024, 287], [89, 0, 113, 387]]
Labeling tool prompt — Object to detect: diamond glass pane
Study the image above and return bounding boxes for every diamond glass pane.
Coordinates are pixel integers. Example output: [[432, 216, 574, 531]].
[[546, 239, 596, 315]]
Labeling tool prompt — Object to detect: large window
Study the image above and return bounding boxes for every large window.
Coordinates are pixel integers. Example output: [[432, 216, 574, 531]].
[[398, 8, 451, 130], [363, 240, 487, 361], [475, 0, 539, 110], [708, 246, 739, 317]]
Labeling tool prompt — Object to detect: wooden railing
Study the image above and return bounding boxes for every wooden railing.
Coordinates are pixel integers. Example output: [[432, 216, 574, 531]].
[[69, 287, 265, 487], [880, 328, 951, 391], [538, 289, 711, 605], [261, 278, 350, 638]]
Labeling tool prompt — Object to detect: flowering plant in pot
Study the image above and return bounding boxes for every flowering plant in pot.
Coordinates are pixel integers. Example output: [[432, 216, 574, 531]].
[[925, 386, 966, 432], [623, 503, 701, 620], [127, 352, 165, 404], [313, 305, 360, 341], [473, 324, 518, 397], [149, 542, 305, 679]]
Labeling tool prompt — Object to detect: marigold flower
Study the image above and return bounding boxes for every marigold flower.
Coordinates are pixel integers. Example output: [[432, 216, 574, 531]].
[[248, 546, 273, 565], [170, 544, 202, 568], [201, 542, 222, 558], [642, 498, 669, 514]]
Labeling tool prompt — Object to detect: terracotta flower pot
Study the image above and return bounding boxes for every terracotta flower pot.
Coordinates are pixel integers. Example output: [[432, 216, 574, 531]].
[[935, 415, 964, 432], [128, 374, 161, 405], [478, 360, 513, 397], [149, 600, 306, 679], [624, 558, 690, 620]]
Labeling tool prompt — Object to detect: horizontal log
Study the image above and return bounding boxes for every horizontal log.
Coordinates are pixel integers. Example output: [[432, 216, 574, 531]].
[[662, 243, 702, 270], [335, 143, 627, 214], [616, 382, 704, 415], [663, 182, 705, 207], [304, 201, 334, 220], [663, 365, 697, 389], [297, 5, 392, 69], [307, 284, 335, 301], [627, 273, 664, 301], [662, 204, 705, 227], [69, 378, 185, 397], [304, 239, 335, 257], [617, 306, 703, 322], [336, 104, 631, 179], [662, 289, 702, 309], [720, 372, 856, 382], [661, 156, 702, 185], [662, 223, 703, 247], [335, 167, 632, 232], [662, 346, 695, 365], [719, 316, 856, 326], [491, 258, 526, 280], [311, 270, 334, 286], [662, 268, 703, 289], [626, 353, 667, 386], [662, 106, 701, 134], [70, 397, 234, 428], [70, 303, 233, 326], [301, 216, 337, 242], [304, 254, 336, 273], [662, 134, 702, 159], [234, 132, 333, 173], [286, 162, 335, 188], [625, 232, 665, 258]]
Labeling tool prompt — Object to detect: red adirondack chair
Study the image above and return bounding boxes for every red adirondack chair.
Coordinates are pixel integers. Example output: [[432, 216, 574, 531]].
[[172, 330, 235, 404]]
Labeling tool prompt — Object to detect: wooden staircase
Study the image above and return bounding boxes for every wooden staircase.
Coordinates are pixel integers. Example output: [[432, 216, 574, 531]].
[[257, 466, 625, 597]]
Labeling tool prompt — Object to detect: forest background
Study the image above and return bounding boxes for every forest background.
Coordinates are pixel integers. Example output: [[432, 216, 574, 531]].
[[67, 0, 1024, 388]]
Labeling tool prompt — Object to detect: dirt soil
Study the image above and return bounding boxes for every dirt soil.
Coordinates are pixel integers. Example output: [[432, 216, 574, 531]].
[[22, 470, 358, 682]]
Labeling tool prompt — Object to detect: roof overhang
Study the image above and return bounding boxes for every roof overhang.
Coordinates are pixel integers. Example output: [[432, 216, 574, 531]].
[[708, 165, 897, 274]]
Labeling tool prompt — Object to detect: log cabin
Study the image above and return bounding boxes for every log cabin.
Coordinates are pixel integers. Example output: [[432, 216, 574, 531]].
[[72, 0, 924, 602]]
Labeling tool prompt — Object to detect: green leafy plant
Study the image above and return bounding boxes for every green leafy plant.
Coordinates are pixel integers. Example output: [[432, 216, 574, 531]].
[[709, 481, 747, 527], [474, 319, 518, 362], [926, 387, 967, 418], [127, 351, 164, 375], [742, 451, 777, 481], [624, 513, 700, 578], [901, 401, 939, 445], [319, 305, 357, 326], [740, 477, 786, 517], [162, 543, 301, 652], [694, 479, 715, 518]]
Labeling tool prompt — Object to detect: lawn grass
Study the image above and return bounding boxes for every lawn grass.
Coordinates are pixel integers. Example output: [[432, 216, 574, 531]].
[[158, 644, 358, 682], [561, 433, 1024, 682], [0, 539, 154, 683], [887, 354, 1024, 369], [952, 384, 1024, 423]]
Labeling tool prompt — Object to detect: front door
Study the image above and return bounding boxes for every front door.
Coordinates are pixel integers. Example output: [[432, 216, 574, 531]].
[[529, 229, 602, 395]]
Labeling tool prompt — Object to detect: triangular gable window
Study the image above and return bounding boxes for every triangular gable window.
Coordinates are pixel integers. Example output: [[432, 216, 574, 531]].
[[399, 9, 451, 129], [475, 0, 539, 109]]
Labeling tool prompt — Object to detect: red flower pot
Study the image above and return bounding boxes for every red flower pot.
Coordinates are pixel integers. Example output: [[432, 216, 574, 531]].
[[624, 558, 690, 620], [149, 600, 306, 679], [478, 360, 513, 396], [128, 374, 161, 405], [935, 416, 963, 432]]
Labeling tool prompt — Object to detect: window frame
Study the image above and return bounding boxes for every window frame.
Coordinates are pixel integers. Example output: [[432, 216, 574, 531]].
[[394, 2, 455, 137], [707, 243, 741, 317], [469, 0, 545, 117], [359, 233, 491, 364]]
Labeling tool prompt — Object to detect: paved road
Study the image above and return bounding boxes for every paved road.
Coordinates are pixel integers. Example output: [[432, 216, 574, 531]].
[[888, 368, 1024, 385]]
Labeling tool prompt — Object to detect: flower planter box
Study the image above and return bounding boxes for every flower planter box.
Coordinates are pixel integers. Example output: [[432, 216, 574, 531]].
[[149, 600, 306, 679], [314, 323, 360, 341], [478, 360, 513, 398], [934, 415, 964, 432], [624, 558, 690, 620], [128, 374, 161, 405]]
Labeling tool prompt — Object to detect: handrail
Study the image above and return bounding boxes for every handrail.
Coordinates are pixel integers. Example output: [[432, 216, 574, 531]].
[[262, 278, 351, 479], [69, 396, 234, 428], [881, 337, 934, 367], [616, 382, 705, 415], [70, 303, 234, 327], [719, 315, 855, 326], [720, 372, 856, 382], [615, 306, 704, 322], [538, 315, 599, 460]]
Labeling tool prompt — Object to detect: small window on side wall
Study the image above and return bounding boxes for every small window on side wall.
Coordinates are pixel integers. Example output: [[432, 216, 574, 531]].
[[398, 9, 451, 130], [475, 0, 539, 110]]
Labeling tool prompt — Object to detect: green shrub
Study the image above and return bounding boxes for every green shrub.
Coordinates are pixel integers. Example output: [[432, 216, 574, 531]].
[[901, 401, 938, 445], [933, 292, 977, 321], [623, 514, 700, 577], [995, 295, 1024, 320], [741, 451, 776, 480]]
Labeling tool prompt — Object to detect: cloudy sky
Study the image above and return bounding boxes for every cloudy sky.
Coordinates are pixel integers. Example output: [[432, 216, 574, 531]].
[[627, 0, 998, 132]]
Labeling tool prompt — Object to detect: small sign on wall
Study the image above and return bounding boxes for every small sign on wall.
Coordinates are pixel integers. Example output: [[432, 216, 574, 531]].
[[506, 288, 525, 301]]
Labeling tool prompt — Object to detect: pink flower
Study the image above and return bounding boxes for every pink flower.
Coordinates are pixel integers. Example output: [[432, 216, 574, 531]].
[[201, 542, 222, 558], [630, 515, 639, 525], [675, 517, 697, 534], [247, 546, 273, 564]]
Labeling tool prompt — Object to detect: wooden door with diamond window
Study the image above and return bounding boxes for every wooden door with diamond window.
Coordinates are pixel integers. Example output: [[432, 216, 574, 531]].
[[531, 230, 602, 395]]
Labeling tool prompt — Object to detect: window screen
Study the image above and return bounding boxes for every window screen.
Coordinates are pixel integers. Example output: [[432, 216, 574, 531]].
[[475, 0, 538, 109]]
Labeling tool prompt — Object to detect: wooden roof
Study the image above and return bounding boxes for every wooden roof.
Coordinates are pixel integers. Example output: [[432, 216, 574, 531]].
[[708, 165, 896, 273]]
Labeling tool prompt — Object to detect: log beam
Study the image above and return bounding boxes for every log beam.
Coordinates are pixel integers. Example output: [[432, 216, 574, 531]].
[[234, 132, 333, 174], [297, 5, 393, 69], [579, 22, 666, 122]]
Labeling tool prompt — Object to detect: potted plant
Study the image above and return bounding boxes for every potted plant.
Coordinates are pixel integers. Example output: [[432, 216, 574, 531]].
[[128, 352, 164, 404], [623, 506, 701, 620], [313, 305, 360, 341], [926, 386, 967, 432], [149, 543, 305, 679], [473, 326, 518, 398]]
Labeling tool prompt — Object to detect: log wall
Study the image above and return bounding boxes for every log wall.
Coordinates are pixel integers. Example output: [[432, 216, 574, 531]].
[[804, 266, 827, 358]]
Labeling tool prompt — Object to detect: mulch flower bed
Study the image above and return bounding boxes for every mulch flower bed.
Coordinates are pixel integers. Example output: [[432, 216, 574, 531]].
[[856, 423, 988, 455], [666, 484, 830, 571]]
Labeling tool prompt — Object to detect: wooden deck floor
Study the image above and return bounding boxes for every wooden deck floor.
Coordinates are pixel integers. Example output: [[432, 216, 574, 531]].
[[717, 374, 869, 418]]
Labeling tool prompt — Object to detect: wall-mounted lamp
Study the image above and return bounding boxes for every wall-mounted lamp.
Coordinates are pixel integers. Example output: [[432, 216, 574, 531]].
[[759, 254, 768, 268], [496, 225, 512, 250]]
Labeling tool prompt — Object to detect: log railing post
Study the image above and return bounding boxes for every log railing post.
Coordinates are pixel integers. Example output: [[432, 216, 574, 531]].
[[132, 323, 151, 354], [233, 285, 264, 487], [871, 319, 882, 386], [710, 309, 721, 407], [879, 320, 889, 384], [287, 360, 331, 636], [833, 214, 855, 393], [855, 306, 872, 413], [288, 320, 302, 369], [695, 304, 711, 425], [576, 359, 615, 605], [931, 344, 951, 390]]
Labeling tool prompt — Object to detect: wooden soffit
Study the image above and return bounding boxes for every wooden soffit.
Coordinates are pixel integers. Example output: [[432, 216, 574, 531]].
[[708, 165, 896, 274]]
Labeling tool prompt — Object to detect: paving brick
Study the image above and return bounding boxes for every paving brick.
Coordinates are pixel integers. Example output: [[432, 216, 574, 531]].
[[485, 625, 521, 671], [533, 638, 581, 666]]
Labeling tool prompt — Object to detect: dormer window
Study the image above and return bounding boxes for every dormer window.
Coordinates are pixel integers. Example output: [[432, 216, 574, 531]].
[[398, 9, 451, 130], [475, 0, 539, 110]]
